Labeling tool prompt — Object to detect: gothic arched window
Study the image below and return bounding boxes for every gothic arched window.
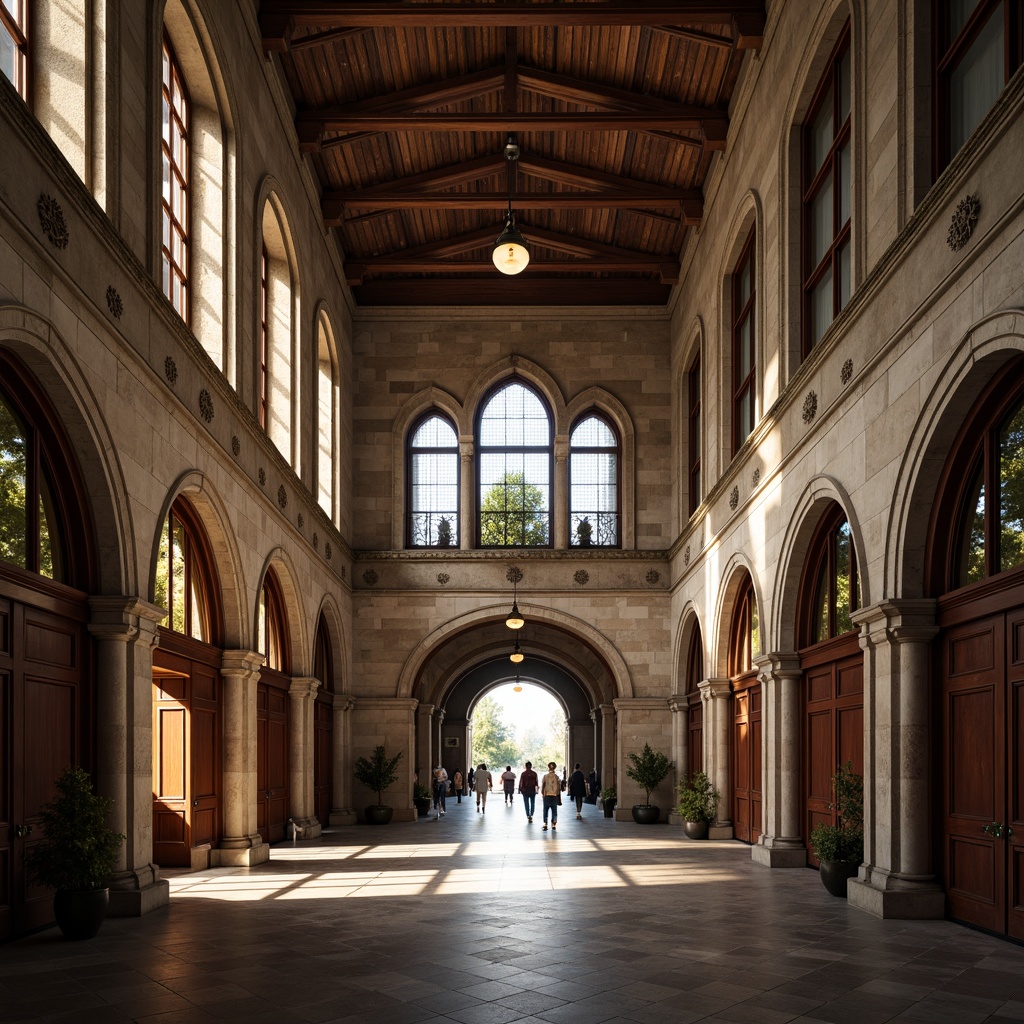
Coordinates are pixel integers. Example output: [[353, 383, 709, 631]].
[[408, 413, 459, 547], [569, 413, 619, 547]]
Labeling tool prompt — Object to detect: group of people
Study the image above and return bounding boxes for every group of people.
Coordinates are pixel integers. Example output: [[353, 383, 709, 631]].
[[430, 761, 596, 831]]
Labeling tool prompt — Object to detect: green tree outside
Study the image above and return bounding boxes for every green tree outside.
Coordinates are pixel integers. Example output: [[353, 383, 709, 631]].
[[479, 471, 549, 546], [471, 694, 523, 768]]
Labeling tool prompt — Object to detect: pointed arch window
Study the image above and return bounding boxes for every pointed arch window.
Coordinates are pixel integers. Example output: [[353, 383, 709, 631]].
[[260, 202, 296, 465], [478, 382, 551, 547], [802, 509, 861, 646], [569, 413, 619, 547], [802, 22, 852, 354], [258, 569, 289, 673], [316, 317, 338, 519], [408, 413, 459, 547], [732, 229, 756, 452], [313, 614, 333, 692], [154, 499, 218, 643], [161, 32, 190, 323], [0, 2, 27, 98], [688, 353, 702, 515], [729, 576, 760, 677]]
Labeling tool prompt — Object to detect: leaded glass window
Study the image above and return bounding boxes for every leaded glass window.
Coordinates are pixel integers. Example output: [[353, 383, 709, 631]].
[[808, 514, 861, 645], [478, 382, 551, 547], [154, 502, 212, 642], [257, 571, 287, 672], [408, 414, 459, 547], [161, 32, 190, 322], [569, 414, 619, 547]]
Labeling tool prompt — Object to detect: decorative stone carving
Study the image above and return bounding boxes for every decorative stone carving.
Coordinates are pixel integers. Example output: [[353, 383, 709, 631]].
[[645, 569, 660, 585], [841, 358, 854, 385], [506, 565, 523, 585], [199, 389, 214, 422], [574, 569, 590, 586], [105, 286, 123, 319], [37, 193, 69, 249], [684, 545, 690, 566], [325, 542, 332, 560], [802, 390, 818, 423], [231, 435, 240, 457], [277, 484, 287, 509], [947, 193, 980, 252], [729, 486, 739, 510], [363, 569, 379, 586], [437, 572, 450, 586], [258, 467, 266, 486], [297, 513, 304, 529], [313, 533, 319, 551], [752, 467, 760, 487], [164, 356, 178, 385]]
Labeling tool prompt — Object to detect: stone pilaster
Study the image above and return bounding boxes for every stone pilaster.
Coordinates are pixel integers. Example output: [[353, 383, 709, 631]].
[[598, 702, 615, 791], [612, 697, 673, 819], [417, 701, 435, 783], [288, 676, 321, 837], [668, 695, 689, 789], [330, 695, 357, 825], [218, 649, 269, 866], [699, 678, 734, 838], [352, 697, 419, 821], [752, 652, 805, 867], [847, 600, 945, 919], [88, 595, 169, 917], [459, 438, 474, 549], [567, 716, 594, 772], [554, 436, 569, 548]]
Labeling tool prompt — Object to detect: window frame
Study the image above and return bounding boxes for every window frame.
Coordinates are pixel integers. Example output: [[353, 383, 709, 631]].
[[728, 576, 759, 678], [406, 411, 461, 549], [0, 1, 28, 100], [933, 0, 1023, 174], [475, 380, 553, 549], [798, 505, 861, 648], [258, 568, 289, 673], [688, 353, 702, 516], [568, 411, 621, 548], [801, 22, 852, 358], [259, 243, 268, 431], [161, 31, 191, 324], [732, 228, 757, 454]]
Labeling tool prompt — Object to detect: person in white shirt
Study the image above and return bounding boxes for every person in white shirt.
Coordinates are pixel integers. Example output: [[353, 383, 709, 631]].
[[541, 762, 561, 831], [432, 764, 448, 817], [473, 762, 492, 813], [500, 765, 516, 805]]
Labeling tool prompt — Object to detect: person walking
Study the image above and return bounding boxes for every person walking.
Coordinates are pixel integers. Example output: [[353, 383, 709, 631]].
[[568, 762, 587, 819], [468, 766, 475, 792], [452, 769, 463, 804], [473, 762, 492, 813], [518, 761, 539, 823], [501, 766, 516, 805], [586, 768, 599, 805], [432, 764, 448, 817], [541, 761, 561, 831]]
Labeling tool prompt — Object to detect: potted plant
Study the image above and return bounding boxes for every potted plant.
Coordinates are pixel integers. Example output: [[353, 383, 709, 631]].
[[625, 742, 674, 824], [436, 517, 453, 547], [600, 786, 617, 818], [576, 517, 593, 547], [677, 771, 719, 839], [354, 745, 404, 824], [29, 765, 125, 940], [413, 782, 432, 817], [810, 761, 864, 897]]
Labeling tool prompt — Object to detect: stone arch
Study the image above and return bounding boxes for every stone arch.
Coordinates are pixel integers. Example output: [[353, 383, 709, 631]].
[[0, 306, 131, 594], [396, 602, 634, 703], [151, 470, 247, 648], [888, 310, 1024, 598], [462, 354, 567, 436], [565, 386, 636, 549], [313, 592, 348, 695], [777, 0, 864, 382], [712, 555, 765, 677], [255, 547, 311, 676], [771, 475, 868, 653], [672, 603, 705, 697]]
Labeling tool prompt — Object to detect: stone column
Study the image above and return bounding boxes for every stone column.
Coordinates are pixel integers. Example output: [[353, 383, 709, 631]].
[[288, 676, 321, 837], [88, 595, 169, 917], [598, 702, 615, 791], [848, 600, 944, 918], [417, 702, 435, 783], [567, 716, 594, 771], [434, 707, 446, 769], [459, 438, 474, 549], [668, 696, 688, 787], [699, 678, 733, 837], [612, 697, 673, 820], [352, 697, 419, 822], [752, 652, 805, 867], [554, 436, 569, 548], [330, 695, 357, 824], [219, 650, 269, 866]]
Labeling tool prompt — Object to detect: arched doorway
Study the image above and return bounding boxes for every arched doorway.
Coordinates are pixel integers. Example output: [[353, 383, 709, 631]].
[[730, 573, 761, 843], [312, 614, 334, 826], [929, 358, 1024, 940], [797, 504, 863, 866], [256, 568, 290, 843], [0, 351, 95, 940]]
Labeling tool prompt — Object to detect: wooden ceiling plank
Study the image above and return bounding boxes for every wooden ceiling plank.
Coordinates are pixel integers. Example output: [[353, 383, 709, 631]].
[[518, 65, 684, 112], [652, 25, 734, 49], [352, 277, 672, 307], [327, 190, 699, 211], [348, 257, 675, 275], [300, 110, 727, 132], [290, 26, 372, 51], [344, 65, 504, 113]]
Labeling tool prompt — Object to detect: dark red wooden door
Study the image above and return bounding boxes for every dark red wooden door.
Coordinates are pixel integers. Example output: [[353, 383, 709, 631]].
[[314, 696, 332, 826], [257, 674, 289, 843], [732, 675, 761, 843], [687, 691, 703, 781]]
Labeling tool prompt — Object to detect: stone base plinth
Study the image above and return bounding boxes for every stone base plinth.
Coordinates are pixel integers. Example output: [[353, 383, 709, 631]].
[[848, 878, 946, 919], [108, 878, 170, 917], [215, 840, 270, 867], [329, 808, 358, 825], [708, 824, 733, 840], [751, 845, 806, 868]]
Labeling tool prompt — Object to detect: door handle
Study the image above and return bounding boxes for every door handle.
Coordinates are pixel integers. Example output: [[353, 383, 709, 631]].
[[192, 799, 199, 807], [15, 824, 33, 838], [982, 822, 1004, 838]]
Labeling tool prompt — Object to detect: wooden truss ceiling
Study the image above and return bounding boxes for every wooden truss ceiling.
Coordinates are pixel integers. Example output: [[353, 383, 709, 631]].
[[260, 2, 765, 306]]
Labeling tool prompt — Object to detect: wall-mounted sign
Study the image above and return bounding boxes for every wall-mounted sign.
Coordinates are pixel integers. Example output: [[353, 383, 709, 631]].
[[444, 736, 459, 748]]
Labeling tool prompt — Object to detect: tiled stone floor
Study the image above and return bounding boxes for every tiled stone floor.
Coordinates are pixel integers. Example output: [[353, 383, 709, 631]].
[[4, 798, 1024, 1024]]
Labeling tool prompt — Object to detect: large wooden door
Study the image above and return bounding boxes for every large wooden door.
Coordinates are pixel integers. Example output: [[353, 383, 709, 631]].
[[732, 675, 761, 843], [802, 636, 863, 865], [0, 595, 88, 941], [314, 695, 332, 826], [941, 609, 1024, 939], [257, 672, 289, 843]]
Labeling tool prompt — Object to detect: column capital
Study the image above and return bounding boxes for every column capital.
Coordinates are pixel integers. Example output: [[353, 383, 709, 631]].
[[554, 438, 569, 462], [699, 677, 732, 701], [757, 651, 802, 684], [459, 438, 474, 463], [612, 697, 669, 712], [434, 708, 445, 724], [289, 676, 320, 699], [221, 649, 265, 678], [417, 702, 436, 719], [853, 599, 938, 646], [88, 595, 165, 642], [668, 695, 689, 714], [333, 694, 356, 712], [597, 702, 615, 716]]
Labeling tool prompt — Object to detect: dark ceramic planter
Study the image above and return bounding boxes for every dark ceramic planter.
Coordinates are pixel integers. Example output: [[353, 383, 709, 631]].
[[364, 805, 394, 825], [683, 819, 708, 840], [54, 888, 109, 940], [631, 804, 660, 824], [602, 799, 616, 818], [818, 859, 859, 897], [414, 798, 431, 818]]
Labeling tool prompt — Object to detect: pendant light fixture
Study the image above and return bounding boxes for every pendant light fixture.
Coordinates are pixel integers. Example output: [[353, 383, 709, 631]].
[[505, 565, 525, 630], [492, 137, 530, 275], [510, 636, 524, 664], [513, 673, 523, 693]]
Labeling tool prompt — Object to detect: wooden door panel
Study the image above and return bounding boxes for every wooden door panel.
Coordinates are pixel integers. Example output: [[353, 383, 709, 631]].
[[0, 667, 11, 935], [153, 701, 189, 866], [732, 681, 761, 843], [948, 688, 997, 819], [1007, 617, 1024, 940], [191, 705, 218, 849]]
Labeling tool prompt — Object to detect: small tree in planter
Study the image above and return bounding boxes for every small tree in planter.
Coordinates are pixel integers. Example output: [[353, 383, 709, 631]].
[[810, 761, 864, 897], [354, 745, 404, 824], [624, 743, 674, 824], [436, 517, 453, 547], [30, 765, 126, 940], [677, 771, 719, 839], [575, 517, 593, 547]]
